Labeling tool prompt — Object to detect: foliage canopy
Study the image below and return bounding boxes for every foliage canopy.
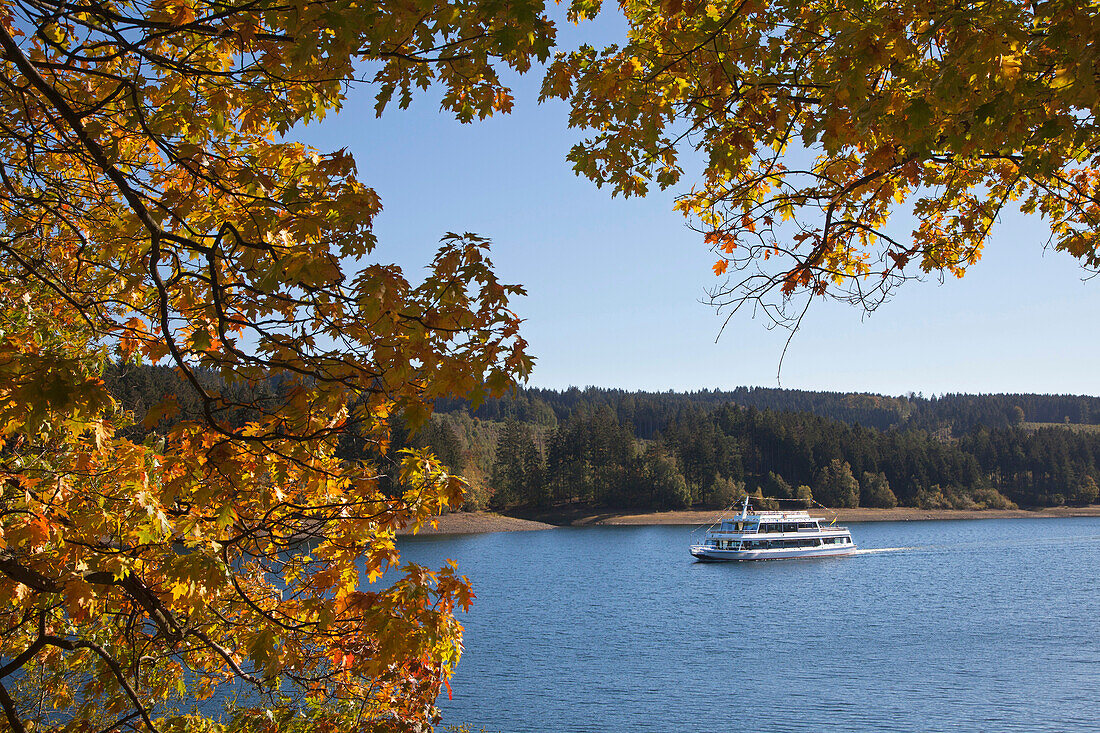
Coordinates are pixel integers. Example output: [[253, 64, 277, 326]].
[[0, 0, 545, 730], [548, 0, 1100, 326]]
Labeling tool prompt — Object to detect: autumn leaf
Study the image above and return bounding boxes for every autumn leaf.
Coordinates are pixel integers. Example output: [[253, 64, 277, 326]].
[[558, 0, 1100, 327], [0, 1, 543, 730]]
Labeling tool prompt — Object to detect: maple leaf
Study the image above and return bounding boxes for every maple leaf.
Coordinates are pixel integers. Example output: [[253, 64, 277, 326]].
[[0, 1, 545, 730], [559, 0, 1100, 327]]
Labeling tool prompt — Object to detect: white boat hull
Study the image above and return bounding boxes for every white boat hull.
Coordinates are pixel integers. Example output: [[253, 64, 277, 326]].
[[690, 544, 857, 562]]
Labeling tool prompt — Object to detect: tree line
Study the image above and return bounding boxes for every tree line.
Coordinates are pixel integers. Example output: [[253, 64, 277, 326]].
[[435, 386, 1100, 437], [106, 367, 1100, 513], [408, 395, 1100, 513]]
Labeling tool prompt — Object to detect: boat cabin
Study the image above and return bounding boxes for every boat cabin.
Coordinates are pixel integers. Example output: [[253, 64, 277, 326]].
[[717, 511, 823, 534], [690, 496, 857, 561]]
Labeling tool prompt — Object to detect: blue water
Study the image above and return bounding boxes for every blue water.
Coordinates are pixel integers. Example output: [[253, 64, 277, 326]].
[[397, 519, 1100, 732]]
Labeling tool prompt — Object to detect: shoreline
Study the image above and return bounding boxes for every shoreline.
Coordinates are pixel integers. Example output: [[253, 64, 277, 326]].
[[575, 505, 1100, 526], [399, 512, 557, 535], [403, 505, 1100, 535]]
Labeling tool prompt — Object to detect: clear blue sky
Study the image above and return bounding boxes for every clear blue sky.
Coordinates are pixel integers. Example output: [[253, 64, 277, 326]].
[[295, 12, 1100, 398]]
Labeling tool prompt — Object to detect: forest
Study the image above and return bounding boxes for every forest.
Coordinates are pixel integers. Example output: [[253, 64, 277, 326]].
[[108, 366, 1100, 514]]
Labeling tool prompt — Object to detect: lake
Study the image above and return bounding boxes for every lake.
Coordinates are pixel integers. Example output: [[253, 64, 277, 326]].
[[398, 518, 1100, 732]]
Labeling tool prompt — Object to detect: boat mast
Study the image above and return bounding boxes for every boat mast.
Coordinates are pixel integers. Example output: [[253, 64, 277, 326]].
[[740, 494, 750, 519]]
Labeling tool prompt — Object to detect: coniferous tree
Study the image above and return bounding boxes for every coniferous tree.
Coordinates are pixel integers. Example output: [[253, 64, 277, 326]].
[[764, 471, 794, 500], [628, 447, 692, 510], [815, 459, 861, 508], [860, 471, 898, 508], [490, 418, 544, 509], [1072, 475, 1100, 505]]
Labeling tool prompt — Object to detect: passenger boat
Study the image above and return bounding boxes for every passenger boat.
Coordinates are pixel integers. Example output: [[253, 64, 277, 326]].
[[690, 496, 856, 561]]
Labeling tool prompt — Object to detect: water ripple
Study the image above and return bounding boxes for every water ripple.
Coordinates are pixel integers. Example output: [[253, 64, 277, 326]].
[[399, 517, 1100, 733]]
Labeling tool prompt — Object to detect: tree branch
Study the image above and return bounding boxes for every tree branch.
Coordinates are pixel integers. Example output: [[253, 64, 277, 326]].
[[0, 678, 26, 733], [42, 636, 160, 733]]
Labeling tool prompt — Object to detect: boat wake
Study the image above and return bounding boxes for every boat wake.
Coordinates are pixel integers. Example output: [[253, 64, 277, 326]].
[[851, 546, 914, 555]]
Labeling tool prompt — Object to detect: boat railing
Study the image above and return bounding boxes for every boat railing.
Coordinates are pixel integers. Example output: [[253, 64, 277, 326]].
[[710, 526, 849, 535]]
